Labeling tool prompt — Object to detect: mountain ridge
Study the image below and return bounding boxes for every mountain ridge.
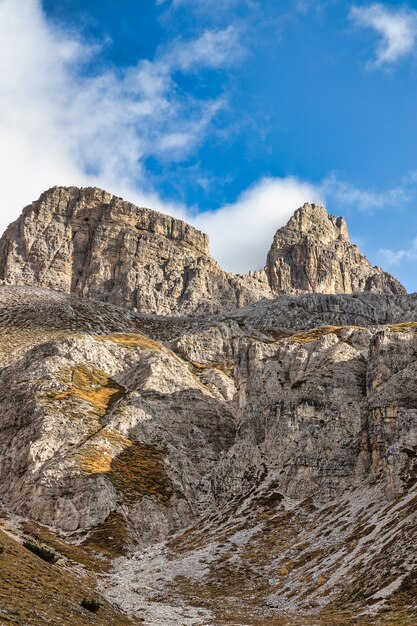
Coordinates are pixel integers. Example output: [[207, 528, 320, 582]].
[[0, 187, 405, 317]]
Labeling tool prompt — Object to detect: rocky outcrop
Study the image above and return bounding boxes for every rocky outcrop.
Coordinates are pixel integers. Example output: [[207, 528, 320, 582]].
[[0, 285, 416, 531], [266, 202, 405, 295], [0, 189, 405, 316]]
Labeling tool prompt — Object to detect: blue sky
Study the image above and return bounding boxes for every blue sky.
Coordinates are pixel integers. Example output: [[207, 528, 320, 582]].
[[1, 0, 417, 289]]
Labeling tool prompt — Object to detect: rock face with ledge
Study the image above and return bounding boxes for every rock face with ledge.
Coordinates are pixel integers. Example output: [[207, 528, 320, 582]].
[[0, 187, 405, 316]]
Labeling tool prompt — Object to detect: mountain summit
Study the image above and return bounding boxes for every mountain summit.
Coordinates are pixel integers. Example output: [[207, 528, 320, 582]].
[[0, 188, 405, 315], [267, 202, 405, 295]]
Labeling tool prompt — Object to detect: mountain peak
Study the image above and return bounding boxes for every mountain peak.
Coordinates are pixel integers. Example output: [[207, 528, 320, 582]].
[[286, 202, 350, 243], [266, 202, 405, 295], [0, 188, 406, 316]]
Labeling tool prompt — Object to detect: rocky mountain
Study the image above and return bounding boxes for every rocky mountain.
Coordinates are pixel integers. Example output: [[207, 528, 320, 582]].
[[0, 284, 417, 625], [0, 187, 271, 315], [0, 189, 415, 626], [0, 187, 405, 317], [266, 203, 405, 295]]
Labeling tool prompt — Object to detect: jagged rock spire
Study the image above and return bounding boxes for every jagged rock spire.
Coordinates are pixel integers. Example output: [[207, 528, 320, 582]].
[[266, 202, 405, 295]]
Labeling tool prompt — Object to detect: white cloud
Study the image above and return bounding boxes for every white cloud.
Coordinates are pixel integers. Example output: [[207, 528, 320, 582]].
[[350, 3, 417, 67], [0, 0, 242, 234], [194, 177, 321, 272], [198, 172, 417, 273], [379, 238, 417, 266], [320, 173, 411, 211], [166, 26, 245, 70], [378, 238, 417, 267]]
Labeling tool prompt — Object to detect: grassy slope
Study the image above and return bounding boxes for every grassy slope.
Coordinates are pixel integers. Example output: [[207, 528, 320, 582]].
[[0, 528, 140, 626]]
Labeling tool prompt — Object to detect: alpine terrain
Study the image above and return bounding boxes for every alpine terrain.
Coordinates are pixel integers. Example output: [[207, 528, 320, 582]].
[[0, 187, 415, 626]]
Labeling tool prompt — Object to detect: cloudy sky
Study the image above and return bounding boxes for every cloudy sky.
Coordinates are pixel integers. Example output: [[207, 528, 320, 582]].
[[1, 0, 417, 288]]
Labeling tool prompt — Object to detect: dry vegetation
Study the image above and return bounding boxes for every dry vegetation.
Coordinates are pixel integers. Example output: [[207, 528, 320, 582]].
[[96, 332, 163, 351], [109, 442, 178, 503], [388, 321, 417, 333], [21, 520, 114, 572], [83, 511, 131, 558], [52, 364, 124, 417], [289, 325, 365, 344], [190, 360, 234, 375], [74, 433, 178, 503], [0, 528, 137, 626], [74, 429, 132, 475]]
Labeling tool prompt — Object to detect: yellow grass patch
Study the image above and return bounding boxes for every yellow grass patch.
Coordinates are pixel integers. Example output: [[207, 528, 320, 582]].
[[96, 332, 162, 351], [190, 360, 234, 375], [52, 364, 124, 416], [74, 430, 132, 475], [289, 325, 365, 344], [388, 322, 417, 333]]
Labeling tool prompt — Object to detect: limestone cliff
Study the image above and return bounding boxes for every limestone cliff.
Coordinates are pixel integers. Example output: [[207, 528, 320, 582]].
[[0, 186, 271, 315], [0, 285, 416, 625], [266, 202, 405, 295], [0, 189, 405, 316]]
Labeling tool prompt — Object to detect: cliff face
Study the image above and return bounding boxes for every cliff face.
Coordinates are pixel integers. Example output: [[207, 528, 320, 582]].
[[0, 188, 414, 625], [0, 186, 271, 315], [0, 189, 405, 316], [266, 203, 405, 295]]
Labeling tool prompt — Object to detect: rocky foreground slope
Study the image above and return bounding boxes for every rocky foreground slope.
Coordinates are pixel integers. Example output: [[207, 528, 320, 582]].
[[0, 285, 416, 625], [0, 191, 415, 625], [0, 187, 405, 315]]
